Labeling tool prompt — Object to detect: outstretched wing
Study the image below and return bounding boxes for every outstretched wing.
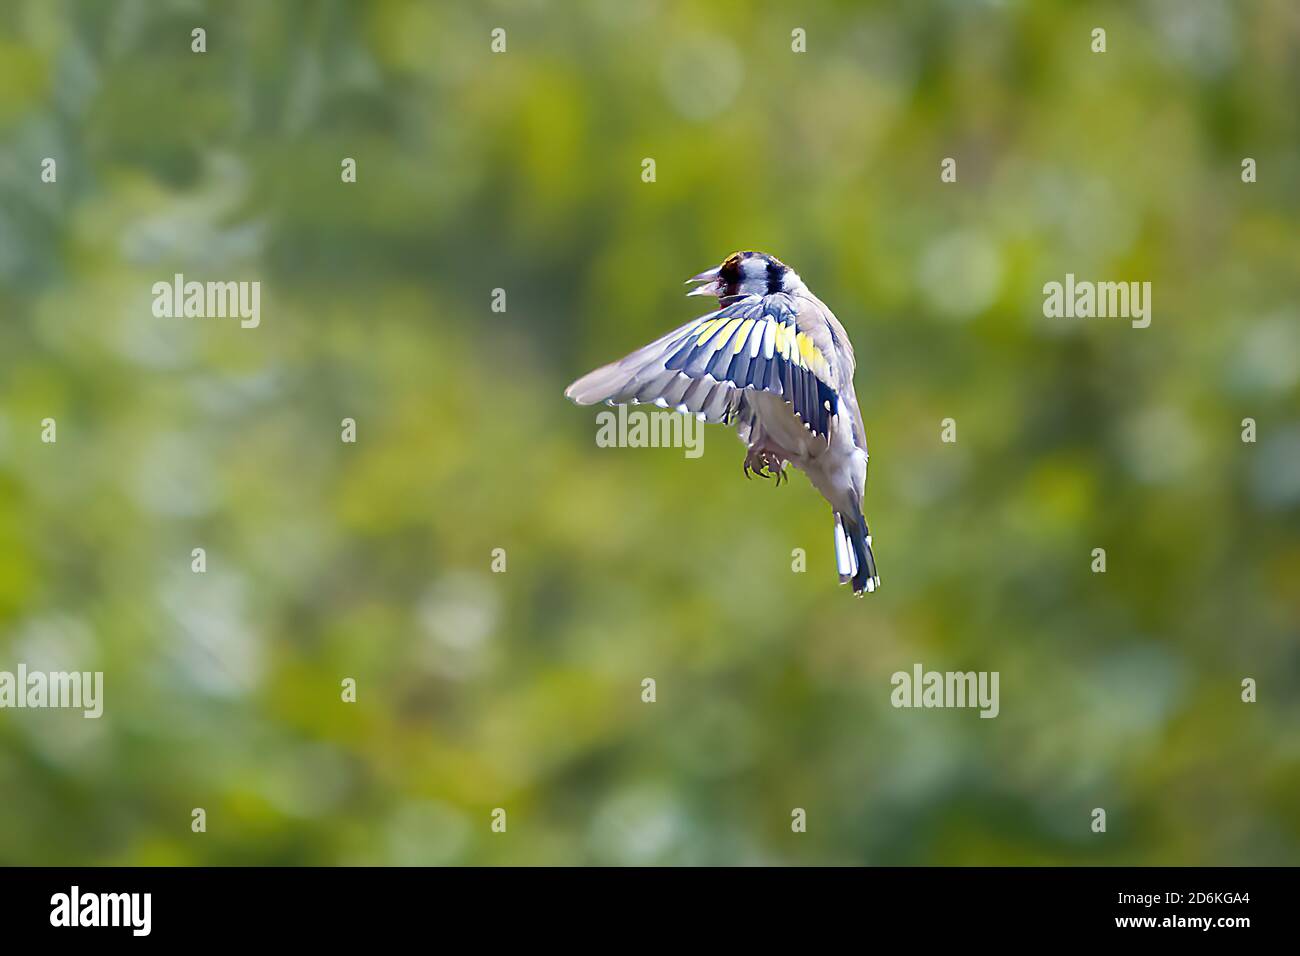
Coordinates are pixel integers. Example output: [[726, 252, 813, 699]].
[[565, 294, 844, 440], [563, 310, 739, 424]]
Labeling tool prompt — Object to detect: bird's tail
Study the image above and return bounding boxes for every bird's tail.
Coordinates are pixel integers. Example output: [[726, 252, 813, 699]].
[[833, 506, 880, 595]]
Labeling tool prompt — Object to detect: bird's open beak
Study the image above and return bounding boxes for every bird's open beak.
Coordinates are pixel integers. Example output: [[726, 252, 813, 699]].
[[685, 266, 722, 297]]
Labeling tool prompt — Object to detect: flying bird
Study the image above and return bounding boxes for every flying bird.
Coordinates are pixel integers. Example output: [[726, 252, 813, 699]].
[[565, 251, 880, 595]]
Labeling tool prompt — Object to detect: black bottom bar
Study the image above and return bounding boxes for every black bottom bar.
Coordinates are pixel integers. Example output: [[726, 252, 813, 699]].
[[0, 866, 1280, 941]]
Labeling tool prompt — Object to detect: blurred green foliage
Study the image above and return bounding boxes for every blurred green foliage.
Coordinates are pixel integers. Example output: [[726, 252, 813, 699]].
[[0, 0, 1297, 865]]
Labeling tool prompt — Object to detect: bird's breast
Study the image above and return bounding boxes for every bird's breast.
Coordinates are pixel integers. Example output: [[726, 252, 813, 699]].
[[748, 391, 819, 462]]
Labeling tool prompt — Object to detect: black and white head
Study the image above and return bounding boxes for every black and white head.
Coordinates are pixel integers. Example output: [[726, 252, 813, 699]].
[[686, 250, 805, 300]]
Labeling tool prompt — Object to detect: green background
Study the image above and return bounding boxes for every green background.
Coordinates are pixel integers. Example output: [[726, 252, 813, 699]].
[[0, 0, 1297, 865]]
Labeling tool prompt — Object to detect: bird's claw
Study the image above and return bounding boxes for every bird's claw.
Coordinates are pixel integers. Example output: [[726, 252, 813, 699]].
[[743, 448, 788, 486]]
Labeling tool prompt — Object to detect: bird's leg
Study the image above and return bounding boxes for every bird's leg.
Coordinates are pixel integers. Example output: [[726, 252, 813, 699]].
[[744, 445, 788, 484], [763, 450, 789, 487]]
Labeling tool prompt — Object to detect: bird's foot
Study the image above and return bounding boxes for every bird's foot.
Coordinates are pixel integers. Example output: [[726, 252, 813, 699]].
[[743, 447, 788, 485]]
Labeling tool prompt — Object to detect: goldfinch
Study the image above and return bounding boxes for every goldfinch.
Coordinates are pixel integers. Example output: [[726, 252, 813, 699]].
[[565, 251, 880, 595]]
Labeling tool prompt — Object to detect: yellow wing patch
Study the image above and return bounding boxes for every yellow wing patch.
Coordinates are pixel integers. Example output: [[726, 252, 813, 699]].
[[774, 323, 794, 361], [732, 318, 756, 353], [692, 318, 721, 342], [685, 313, 831, 385], [772, 326, 828, 376], [692, 317, 728, 349]]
